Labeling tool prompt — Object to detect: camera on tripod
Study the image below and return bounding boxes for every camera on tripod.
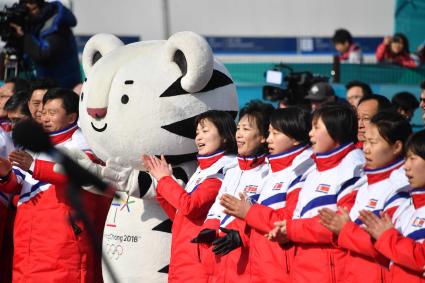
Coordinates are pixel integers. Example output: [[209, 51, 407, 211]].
[[263, 63, 329, 106], [0, 0, 30, 80]]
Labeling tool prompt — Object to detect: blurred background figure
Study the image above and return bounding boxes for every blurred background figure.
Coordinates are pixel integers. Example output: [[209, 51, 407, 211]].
[[4, 89, 31, 128], [332, 28, 363, 64], [305, 82, 336, 111], [376, 33, 418, 68], [391, 91, 419, 122], [345, 80, 373, 108], [9, 0, 82, 88]]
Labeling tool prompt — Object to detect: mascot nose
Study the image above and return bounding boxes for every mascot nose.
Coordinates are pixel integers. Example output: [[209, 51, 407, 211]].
[[87, 107, 108, 119]]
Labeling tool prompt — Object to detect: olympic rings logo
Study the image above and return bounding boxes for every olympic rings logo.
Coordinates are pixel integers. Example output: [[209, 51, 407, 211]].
[[105, 243, 124, 260]]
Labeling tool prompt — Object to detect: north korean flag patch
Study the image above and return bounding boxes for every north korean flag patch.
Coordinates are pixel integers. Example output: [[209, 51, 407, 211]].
[[413, 217, 425, 228], [315, 184, 330, 194], [244, 185, 258, 193], [272, 182, 284, 191], [366, 199, 378, 209]]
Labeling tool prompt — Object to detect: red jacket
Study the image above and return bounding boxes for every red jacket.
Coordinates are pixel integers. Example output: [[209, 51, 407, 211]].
[[0, 124, 111, 283], [376, 42, 418, 68], [203, 155, 270, 283], [244, 145, 313, 283], [0, 194, 9, 255], [373, 188, 425, 283], [0, 193, 15, 283], [337, 159, 409, 283], [287, 144, 366, 283], [155, 151, 234, 283]]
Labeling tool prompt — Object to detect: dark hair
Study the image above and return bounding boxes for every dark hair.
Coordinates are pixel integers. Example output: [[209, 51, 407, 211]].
[[4, 78, 30, 94], [370, 111, 412, 155], [405, 130, 425, 160], [4, 90, 31, 116], [270, 107, 311, 145], [358, 94, 392, 112], [30, 77, 58, 93], [392, 33, 410, 54], [43, 88, 79, 116], [239, 100, 275, 155], [332, 29, 353, 44], [194, 110, 237, 155], [22, 0, 45, 7], [345, 80, 373, 98], [312, 102, 358, 144], [391, 92, 419, 113]]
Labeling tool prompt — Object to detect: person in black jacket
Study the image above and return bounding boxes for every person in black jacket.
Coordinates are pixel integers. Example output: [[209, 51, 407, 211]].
[[10, 0, 82, 88]]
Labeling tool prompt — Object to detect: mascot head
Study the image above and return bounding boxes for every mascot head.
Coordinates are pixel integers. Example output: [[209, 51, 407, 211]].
[[79, 31, 238, 168]]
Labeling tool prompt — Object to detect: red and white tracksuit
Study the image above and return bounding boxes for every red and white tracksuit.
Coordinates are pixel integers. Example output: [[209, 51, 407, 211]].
[[203, 155, 270, 283], [243, 145, 314, 283], [286, 143, 366, 283], [155, 151, 236, 283], [0, 123, 111, 283], [338, 159, 410, 283], [373, 188, 425, 282], [376, 41, 418, 68], [339, 43, 363, 64]]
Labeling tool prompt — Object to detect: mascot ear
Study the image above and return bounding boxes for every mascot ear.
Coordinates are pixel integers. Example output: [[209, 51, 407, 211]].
[[82, 33, 124, 74], [164, 31, 214, 93]]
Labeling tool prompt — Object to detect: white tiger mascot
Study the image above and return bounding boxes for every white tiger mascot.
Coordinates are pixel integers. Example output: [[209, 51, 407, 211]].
[[77, 31, 238, 282]]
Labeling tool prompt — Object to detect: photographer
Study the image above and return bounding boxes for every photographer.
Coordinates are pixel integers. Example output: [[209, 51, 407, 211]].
[[9, 0, 81, 88]]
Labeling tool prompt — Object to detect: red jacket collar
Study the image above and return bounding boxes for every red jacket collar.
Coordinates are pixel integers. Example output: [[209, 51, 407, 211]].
[[355, 141, 364, 149], [0, 118, 11, 133], [49, 123, 78, 145], [237, 154, 267, 170], [313, 143, 355, 172], [365, 158, 404, 185], [197, 150, 225, 170], [340, 43, 359, 61], [411, 188, 425, 209], [268, 144, 308, 172]]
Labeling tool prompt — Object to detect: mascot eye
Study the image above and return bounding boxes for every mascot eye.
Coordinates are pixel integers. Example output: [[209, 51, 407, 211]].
[[80, 92, 84, 101], [121, 94, 129, 104]]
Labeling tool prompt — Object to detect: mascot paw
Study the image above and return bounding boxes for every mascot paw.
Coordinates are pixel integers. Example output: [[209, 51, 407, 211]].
[[102, 157, 139, 192]]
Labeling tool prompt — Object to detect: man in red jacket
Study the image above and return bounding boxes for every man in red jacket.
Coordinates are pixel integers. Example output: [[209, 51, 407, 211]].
[[0, 88, 111, 283]]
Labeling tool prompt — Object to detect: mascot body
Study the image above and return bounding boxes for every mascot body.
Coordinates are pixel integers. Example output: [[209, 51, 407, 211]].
[[79, 31, 238, 282]]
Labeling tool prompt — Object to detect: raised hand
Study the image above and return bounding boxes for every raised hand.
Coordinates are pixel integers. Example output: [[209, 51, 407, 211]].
[[142, 154, 172, 181], [0, 156, 12, 178], [220, 192, 251, 219], [318, 207, 350, 235], [359, 210, 394, 240], [9, 150, 34, 172]]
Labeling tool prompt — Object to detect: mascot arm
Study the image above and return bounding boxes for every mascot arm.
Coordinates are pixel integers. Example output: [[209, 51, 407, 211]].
[[102, 158, 192, 200], [157, 176, 221, 220]]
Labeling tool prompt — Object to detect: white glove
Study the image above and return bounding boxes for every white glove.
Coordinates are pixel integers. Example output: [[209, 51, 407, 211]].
[[101, 157, 161, 199], [100, 157, 141, 194]]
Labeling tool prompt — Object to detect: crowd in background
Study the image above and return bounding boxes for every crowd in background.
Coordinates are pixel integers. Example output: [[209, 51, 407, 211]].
[[333, 28, 425, 68]]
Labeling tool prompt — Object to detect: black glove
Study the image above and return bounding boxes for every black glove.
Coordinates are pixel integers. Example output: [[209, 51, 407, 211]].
[[191, 228, 217, 244], [212, 227, 242, 256]]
